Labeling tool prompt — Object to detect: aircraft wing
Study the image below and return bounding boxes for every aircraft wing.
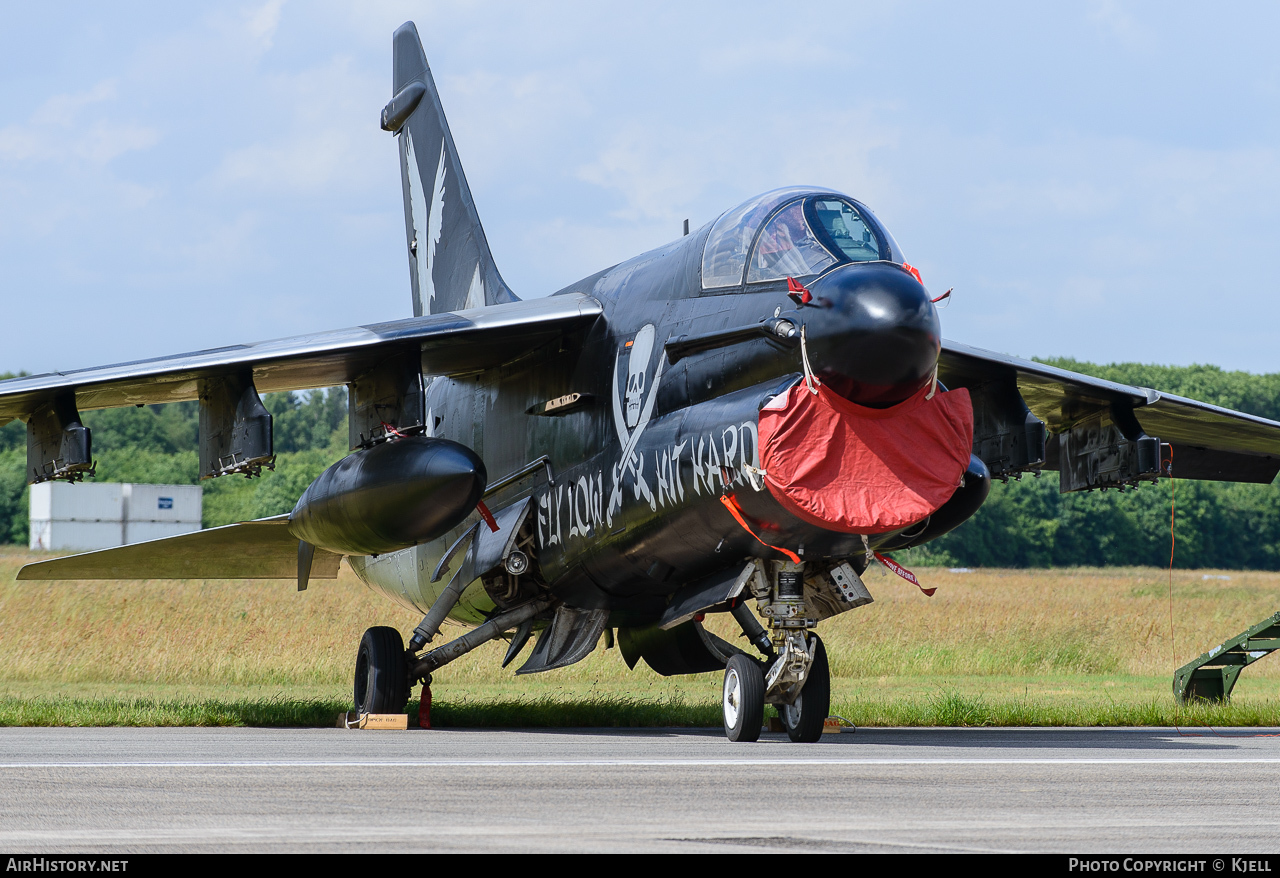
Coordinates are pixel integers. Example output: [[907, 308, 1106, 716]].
[[0, 294, 602, 425], [16, 517, 341, 581], [939, 340, 1280, 487]]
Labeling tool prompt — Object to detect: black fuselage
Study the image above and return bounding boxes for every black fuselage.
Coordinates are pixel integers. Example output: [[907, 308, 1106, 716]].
[[418, 220, 970, 626]]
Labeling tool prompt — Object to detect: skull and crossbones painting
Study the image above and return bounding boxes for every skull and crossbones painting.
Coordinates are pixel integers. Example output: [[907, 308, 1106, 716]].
[[609, 324, 663, 523], [624, 325, 655, 428]]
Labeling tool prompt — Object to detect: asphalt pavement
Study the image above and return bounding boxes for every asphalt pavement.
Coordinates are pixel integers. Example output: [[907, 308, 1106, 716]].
[[1, 725, 1278, 853]]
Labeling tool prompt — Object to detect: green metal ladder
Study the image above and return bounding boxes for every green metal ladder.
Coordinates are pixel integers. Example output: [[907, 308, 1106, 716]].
[[1173, 611, 1280, 703]]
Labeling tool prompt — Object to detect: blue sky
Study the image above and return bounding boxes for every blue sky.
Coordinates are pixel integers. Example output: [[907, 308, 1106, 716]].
[[2, 2, 1278, 376]]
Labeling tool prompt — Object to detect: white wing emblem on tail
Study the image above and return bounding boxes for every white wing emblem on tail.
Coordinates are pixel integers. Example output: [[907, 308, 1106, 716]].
[[425, 141, 447, 307], [405, 132, 429, 314], [464, 264, 485, 310]]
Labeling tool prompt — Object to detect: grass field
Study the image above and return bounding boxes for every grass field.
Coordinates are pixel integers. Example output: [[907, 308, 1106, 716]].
[[3, 546, 1279, 727]]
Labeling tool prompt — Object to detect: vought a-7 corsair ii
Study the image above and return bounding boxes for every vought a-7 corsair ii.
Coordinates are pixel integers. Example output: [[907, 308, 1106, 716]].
[[8, 23, 1280, 741]]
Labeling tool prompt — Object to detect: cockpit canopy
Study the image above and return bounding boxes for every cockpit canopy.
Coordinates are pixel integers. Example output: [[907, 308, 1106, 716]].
[[700, 187, 901, 291]]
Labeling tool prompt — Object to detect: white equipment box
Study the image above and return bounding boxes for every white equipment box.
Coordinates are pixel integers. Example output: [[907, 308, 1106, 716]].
[[30, 482, 202, 551]]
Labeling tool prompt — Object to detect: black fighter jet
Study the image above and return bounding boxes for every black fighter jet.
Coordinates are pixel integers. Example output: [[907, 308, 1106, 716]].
[[8, 23, 1280, 742]]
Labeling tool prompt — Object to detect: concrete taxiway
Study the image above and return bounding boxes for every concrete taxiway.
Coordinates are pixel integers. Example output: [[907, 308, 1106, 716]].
[[1, 726, 1278, 853]]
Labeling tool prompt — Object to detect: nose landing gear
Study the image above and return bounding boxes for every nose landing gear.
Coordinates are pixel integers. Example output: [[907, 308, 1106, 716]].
[[777, 635, 830, 743], [721, 559, 832, 743], [722, 654, 765, 742]]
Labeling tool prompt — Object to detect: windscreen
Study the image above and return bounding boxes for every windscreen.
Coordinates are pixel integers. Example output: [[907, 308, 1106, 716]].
[[747, 201, 837, 283], [812, 199, 882, 262], [701, 187, 819, 289]]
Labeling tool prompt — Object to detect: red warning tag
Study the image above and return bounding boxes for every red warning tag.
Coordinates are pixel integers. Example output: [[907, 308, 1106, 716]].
[[786, 276, 813, 305], [873, 551, 935, 596], [720, 494, 802, 565], [476, 500, 499, 533]]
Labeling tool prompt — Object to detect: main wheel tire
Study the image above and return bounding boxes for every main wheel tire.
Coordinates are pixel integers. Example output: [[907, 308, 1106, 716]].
[[354, 626, 409, 715], [780, 634, 830, 743], [722, 654, 765, 742]]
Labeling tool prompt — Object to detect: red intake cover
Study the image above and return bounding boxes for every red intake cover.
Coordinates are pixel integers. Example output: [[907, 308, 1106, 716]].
[[758, 381, 973, 534]]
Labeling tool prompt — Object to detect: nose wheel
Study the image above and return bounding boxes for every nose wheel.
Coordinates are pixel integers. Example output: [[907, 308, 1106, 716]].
[[777, 635, 830, 742], [722, 654, 765, 742]]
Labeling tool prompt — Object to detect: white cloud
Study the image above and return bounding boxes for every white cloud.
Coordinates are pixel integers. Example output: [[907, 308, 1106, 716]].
[[172, 210, 266, 272], [209, 55, 386, 195], [1086, 0, 1155, 52], [245, 0, 287, 49], [217, 129, 360, 193], [573, 104, 901, 232], [515, 215, 677, 295], [576, 124, 720, 223], [442, 67, 592, 167], [200, 0, 290, 59], [696, 33, 838, 74], [889, 124, 1280, 368], [0, 81, 159, 165]]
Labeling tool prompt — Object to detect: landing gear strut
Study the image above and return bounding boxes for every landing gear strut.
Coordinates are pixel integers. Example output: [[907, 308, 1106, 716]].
[[778, 634, 829, 743], [354, 626, 409, 715]]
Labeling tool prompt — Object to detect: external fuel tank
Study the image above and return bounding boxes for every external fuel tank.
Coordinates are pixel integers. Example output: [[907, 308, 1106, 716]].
[[289, 436, 486, 556]]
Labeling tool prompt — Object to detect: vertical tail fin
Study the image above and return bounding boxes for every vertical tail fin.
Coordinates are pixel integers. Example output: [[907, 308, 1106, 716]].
[[383, 22, 518, 316]]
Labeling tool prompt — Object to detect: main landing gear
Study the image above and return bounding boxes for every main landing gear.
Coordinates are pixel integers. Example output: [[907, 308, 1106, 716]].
[[722, 559, 831, 743], [354, 626, 410, 716], [352, 599, 555, 723]]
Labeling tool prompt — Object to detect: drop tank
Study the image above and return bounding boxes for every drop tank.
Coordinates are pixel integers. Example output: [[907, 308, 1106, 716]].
[[289, 436, 486, 557]]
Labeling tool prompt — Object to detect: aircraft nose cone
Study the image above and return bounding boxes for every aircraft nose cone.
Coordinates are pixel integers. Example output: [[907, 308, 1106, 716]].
[[805, 262, 940, 405]]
